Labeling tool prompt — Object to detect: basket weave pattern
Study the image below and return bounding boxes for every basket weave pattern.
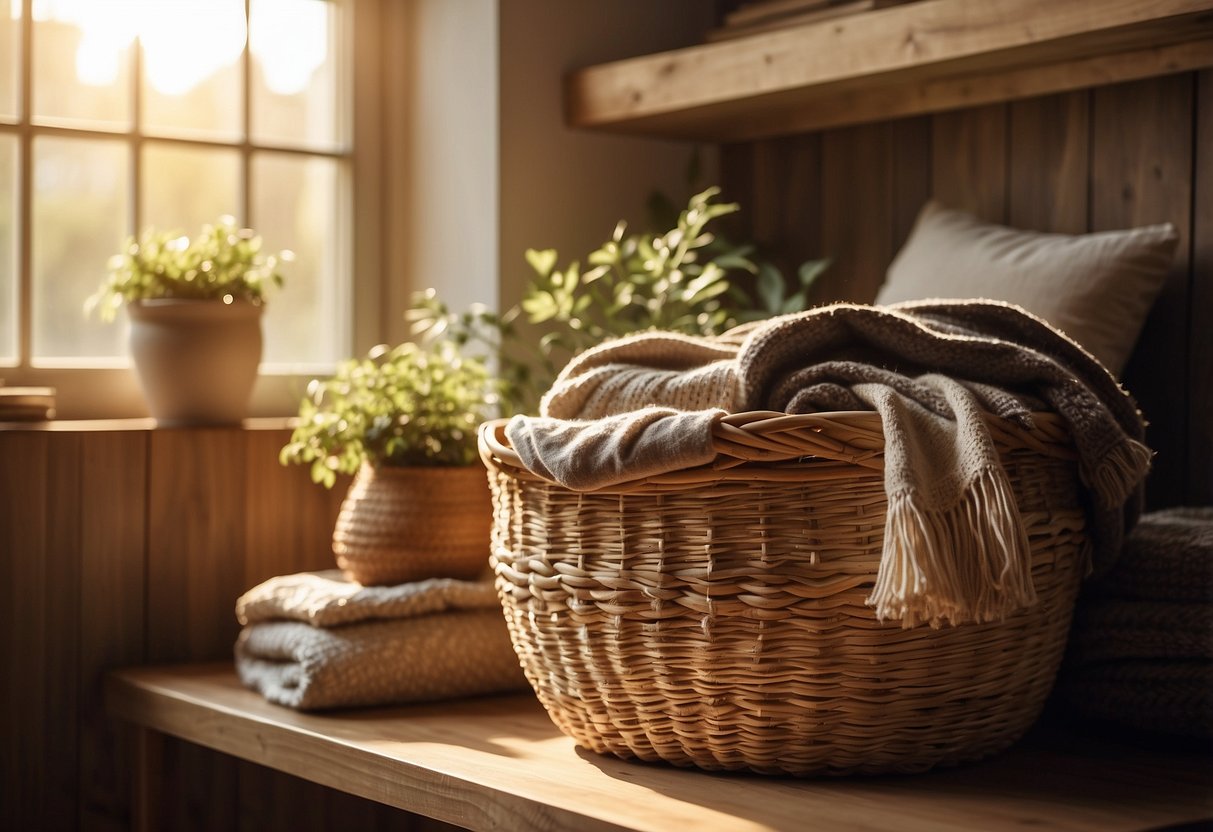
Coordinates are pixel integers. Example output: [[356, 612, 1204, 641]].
[[481, 411, 1086, 775], [333, 464, 492, 585]]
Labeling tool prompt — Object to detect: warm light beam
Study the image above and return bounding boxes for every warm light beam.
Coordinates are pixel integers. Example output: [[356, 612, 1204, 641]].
[[39, 0, 327, 97]]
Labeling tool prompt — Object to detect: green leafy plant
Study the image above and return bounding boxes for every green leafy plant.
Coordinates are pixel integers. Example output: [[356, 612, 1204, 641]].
[[409, 187, 828, 412], [280, 340, 501, 488], [86, 215, 290, 321]]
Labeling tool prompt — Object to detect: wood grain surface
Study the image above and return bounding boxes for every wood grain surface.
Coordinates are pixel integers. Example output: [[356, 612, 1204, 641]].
[[566, 0, 1213, 139], [107, 665, 1213, 832], [1093, 75, 1194, 509], [0, 424, 367, 830], [722, 70, 1208, 509]]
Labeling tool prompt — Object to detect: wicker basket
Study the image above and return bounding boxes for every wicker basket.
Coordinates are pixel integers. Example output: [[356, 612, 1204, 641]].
[[479, 410, 1088, 776], [333, 463, 492, 585]]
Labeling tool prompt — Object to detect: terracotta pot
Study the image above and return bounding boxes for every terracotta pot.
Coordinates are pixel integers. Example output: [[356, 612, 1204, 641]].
[[332, 463, 492, 585], [127, 298, 262, 426]]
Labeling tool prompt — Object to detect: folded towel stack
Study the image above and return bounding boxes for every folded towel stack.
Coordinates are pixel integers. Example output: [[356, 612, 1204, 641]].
[[1059, 507, 1213, 738], [235, 571, 527, 710]]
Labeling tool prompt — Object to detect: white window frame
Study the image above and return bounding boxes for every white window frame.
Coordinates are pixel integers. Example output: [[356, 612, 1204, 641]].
[[0, 0, 396, 420]]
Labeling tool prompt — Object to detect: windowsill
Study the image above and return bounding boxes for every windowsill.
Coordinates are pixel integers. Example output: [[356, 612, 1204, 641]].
[[0, 416, 295, 432], [107, 663, 1213, 832]]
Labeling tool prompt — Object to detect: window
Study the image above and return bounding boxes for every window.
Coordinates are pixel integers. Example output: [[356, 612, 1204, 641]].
[[1, 0, 359, 417]]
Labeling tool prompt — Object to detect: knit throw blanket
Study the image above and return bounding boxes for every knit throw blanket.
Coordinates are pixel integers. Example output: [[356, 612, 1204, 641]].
[[506, 300, 1152, 627], [235, 571, 527, 710]]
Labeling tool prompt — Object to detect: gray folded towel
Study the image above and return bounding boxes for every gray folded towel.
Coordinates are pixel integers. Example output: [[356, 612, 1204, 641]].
[[234, 570, 527, 710]]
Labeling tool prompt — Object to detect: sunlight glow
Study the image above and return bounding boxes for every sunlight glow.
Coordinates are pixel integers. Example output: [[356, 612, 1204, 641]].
[[142, 0, 245, 96], [35, 0, 327, 97], [251, 0, 329, 96]]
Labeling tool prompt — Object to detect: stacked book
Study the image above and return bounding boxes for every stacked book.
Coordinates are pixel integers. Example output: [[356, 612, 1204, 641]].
[[710, 0, 918, 41], [0, 386, 56, 421]]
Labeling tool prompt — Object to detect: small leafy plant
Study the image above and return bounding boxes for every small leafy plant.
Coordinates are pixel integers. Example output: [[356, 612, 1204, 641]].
[[280, 340, 501, 488], [409, 187, 827, 412], [86, 215, 290, 321]]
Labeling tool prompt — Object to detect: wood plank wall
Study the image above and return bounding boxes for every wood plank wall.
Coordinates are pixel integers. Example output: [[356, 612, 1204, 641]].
[[2, 71, 1208, 832], [722, 71, 1213, 509], [0, 425, 460, 831]]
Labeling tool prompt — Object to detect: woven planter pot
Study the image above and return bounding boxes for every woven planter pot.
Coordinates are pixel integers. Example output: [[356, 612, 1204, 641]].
[[480, 410, 1087, 776], [332, 463, 492, 586]]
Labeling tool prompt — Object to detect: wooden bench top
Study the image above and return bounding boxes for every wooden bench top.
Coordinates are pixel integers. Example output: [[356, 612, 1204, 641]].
[[106, 663, 1213, 832]]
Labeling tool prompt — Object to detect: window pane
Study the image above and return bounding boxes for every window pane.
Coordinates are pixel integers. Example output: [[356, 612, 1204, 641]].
[[0, 134, 15, 361], [250, 0, 344, 150], [1, 1, 18, 120], [142, 143, 239, 234], [141, 0, 244, 142], [252, 152, 345, 366], [32, 136, 128, 359], [32, 0, 134, 130]]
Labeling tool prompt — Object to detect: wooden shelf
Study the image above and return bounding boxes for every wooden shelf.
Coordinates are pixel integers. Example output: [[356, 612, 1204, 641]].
[[566, 0, 1213, 140], [108, 664, 1213, 832]]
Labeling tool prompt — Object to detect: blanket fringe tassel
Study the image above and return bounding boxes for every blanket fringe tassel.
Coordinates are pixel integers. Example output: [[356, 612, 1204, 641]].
[[868, 466, 1037, 628], [1085, 438, 1153, 509]]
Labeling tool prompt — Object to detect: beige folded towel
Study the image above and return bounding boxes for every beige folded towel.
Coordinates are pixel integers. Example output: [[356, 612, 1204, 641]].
[[235, 571, 527, 710]]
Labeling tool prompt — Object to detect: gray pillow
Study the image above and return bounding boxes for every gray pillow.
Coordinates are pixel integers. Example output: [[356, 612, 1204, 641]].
[[875, 202, 1178, 376]]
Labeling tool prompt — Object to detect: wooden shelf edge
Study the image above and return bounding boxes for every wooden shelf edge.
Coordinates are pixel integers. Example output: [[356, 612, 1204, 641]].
[[566, 0, 1213, 141], [104, 666, 630, 832], [105, 664, 1213, 832]]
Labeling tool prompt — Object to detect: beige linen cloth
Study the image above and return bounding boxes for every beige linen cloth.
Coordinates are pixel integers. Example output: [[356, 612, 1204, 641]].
[[505, 300, 1152, 627], [235, 571, 527, 710]]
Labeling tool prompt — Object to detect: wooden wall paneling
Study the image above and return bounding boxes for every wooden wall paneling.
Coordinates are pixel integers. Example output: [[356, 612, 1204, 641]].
[[146, 428, 248, 832], [931, 103, 1009, 223], [1008, 92, 1092, 233], [0, 432, 51, 830], [75, 430, 148, 831], [241, 433, 411, 832], [1092, 74, 1194, 508], [719, 141, 756, 240], [1191, 70, 1213, 505], [236, 761, 332, 832], [743, 139, 783, 251], [820, 121, 894, 303], [242, 429, 347, 590], [888, 115, 933, 256], [773, 133, 825, 280], [147, 427, 250, 662], [237, 760, 441, 832], [147, 739, 238, 832], [729, 133, 825, 298], [42, 433, 83, 832]]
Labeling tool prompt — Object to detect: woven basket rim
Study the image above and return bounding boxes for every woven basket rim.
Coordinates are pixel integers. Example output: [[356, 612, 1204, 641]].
[[479, 409, 1075, 491], [357, 461, 488, 480]]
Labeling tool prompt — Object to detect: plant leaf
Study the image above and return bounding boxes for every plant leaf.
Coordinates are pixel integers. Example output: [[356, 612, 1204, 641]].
[[525, 248, 558, 277], [756, 263, 785, 312], [798, 258, 830, 289]]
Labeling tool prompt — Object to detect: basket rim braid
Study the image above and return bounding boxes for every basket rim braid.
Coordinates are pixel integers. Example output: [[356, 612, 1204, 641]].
[[480, 409, 1077, 488], [479, 409, 1087, 776]]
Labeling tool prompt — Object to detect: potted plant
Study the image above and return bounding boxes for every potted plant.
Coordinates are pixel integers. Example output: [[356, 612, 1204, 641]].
[[280, 339, 501, 585], [409, 186, 828, 413], [86, 216, 289, 426]]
